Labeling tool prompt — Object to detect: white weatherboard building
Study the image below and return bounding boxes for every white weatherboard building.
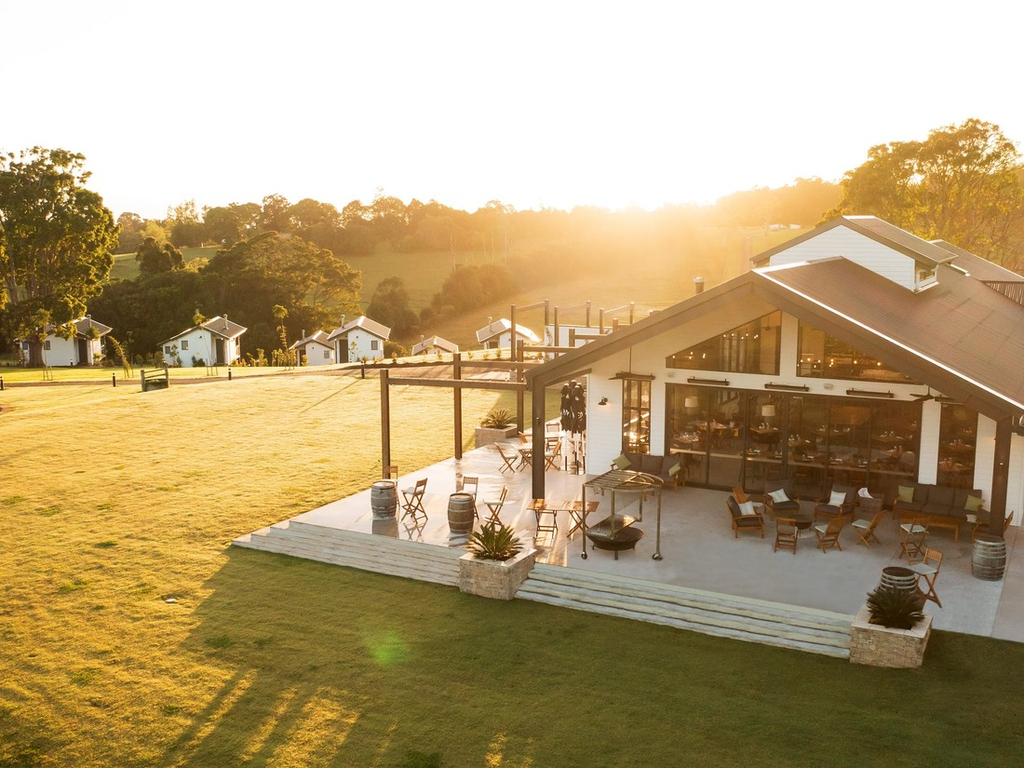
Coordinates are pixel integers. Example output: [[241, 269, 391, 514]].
[[328, 316, 391, 363], [525, 215, 1024, 530], [412, 335, 459, 356], [289, 331, 336, 366], [160, 315, 247, 367], [20, 316, 113, 366], [475, 318, 541, 351]]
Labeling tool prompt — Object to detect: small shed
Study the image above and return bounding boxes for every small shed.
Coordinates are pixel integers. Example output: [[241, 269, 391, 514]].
[[289, 330, 336, 366], [160, 315, 247, 367], [328, 315, 391, 362], [475, 318, 540, 351], [412, 335, 459, 356]]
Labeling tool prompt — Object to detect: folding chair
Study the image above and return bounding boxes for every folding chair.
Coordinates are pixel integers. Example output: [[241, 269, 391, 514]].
[[460, 475, 480, 520], [544, 437, 562, 471], [813, 516, 845, 553], [530, 499, 557, 537], [852, 509, 884, 548], [483, 486, 508, 527], [774, 517, 798, 555], [567, 500, 599, 536], [495, 443, 519, 475], [401, 478, 428, 523], [898, 518, 928, 563], [382, 464, 399, 480], [909, 547, 942, 607]]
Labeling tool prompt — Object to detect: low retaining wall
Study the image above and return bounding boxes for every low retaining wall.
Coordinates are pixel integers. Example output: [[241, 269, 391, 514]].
[[849, 605, 932, 668]]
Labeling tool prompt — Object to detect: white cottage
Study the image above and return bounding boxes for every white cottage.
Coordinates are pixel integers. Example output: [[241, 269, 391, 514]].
[[160, 315, 247, 367], [289, 330, 336, 366], [20, 316, 113, 367], [524, 215, 1024, 531], [412, 335, 459, 356], [328, 315, 391, 362], [475, 318, 541, 351]]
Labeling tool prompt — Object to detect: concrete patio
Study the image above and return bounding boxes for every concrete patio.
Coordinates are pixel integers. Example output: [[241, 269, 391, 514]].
[[238, 441, 1023, 643]]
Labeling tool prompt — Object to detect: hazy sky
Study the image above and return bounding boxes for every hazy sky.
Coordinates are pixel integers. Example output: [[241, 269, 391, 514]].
[[5, 1, 1024, 219]]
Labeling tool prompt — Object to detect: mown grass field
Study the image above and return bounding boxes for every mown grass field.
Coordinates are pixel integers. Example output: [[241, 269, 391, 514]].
[[2, 373, 1023, 767]]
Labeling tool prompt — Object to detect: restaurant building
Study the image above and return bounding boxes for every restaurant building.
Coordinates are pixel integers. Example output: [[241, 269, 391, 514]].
[[525, 216, 1024, 529]]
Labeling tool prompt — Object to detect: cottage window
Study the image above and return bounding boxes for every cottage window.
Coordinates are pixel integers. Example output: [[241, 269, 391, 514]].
[[370, 340, 379, 351], [324, 350, 330, 359], [936, 404, 977, 489], [44, 340, 51, 350], [181, 340, 189, 350], [666, 312, 780, 375], [622, 379, 651, 454], [164, 346, 171, 354], [22, 342, 29, 350]]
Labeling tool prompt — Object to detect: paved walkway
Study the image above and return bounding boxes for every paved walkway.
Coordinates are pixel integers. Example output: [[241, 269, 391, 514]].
[[283, 442, 1021, 641]]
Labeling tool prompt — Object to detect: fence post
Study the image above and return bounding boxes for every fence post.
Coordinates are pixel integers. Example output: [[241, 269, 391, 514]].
[[0, 376, 4, 391], [112, 373, 116, 388], [228, 367, 232, 381]]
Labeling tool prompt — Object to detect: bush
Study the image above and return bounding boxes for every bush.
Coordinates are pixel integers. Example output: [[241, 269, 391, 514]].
[[468, 523, 523, 561], [866, 585, 925, 629], [480, 408, 514, 429], [191, 356, 206, 368]]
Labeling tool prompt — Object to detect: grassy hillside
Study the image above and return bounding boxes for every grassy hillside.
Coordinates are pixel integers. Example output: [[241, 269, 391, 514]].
[[108, 246, 220, 282]]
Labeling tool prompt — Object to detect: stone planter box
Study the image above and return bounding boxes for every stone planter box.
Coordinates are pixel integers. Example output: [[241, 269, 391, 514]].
[[849, 605, 932, 668], [458, 548, 536, 600], [474, 425, 517, 448]]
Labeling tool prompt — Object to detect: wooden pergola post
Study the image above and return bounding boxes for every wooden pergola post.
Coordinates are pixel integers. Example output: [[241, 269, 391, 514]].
[[531, 381, 547, 500], [453, 352, 462, 459], [380, 368, 391, 470], [990, 415, 1012, 535]]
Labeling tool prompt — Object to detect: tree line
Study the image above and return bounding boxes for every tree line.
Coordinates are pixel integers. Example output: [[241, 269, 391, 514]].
[[4, 118, 1024, 367]]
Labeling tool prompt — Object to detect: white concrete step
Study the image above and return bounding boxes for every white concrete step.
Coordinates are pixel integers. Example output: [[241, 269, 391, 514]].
[[518, 564, 852, 658], [233, 520, 463, 586]]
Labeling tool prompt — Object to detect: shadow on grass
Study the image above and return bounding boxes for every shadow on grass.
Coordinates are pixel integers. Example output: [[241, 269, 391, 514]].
[[170, 548, 1024, 768]]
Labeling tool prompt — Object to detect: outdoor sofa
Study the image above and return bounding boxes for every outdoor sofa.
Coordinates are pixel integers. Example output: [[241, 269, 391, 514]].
[[611, 452, 683, 490], [893, 482, 985, 542]]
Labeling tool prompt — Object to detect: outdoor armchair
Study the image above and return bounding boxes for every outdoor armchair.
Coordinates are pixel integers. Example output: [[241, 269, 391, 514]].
[[727, 494, 764, 538], [812, 483, 857, 522]]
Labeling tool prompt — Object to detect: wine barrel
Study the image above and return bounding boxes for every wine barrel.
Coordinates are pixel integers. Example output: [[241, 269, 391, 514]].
[[371, 480, 398, 520], [972, 534, 1007, 581], [448, 492, 476, 542], [880, 566, 917, 593]]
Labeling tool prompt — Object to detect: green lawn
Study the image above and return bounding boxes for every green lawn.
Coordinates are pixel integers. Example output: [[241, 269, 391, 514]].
[[3, 374, 1021, 767]]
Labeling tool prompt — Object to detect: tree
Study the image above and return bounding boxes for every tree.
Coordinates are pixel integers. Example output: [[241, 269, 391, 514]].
[[259, 194, 291, 233], [168, 199, 204, 247], [829, 119, 1024, 265], [115, 212, 145, 254], [367, 276, 417, 337], [0, 147, 118, 366], [136, 237, 185, 276]]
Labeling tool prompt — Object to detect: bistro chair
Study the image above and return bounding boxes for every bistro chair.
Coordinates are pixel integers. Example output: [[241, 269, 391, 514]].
[[909, 547, 943, 607], [483, 486, 509, 527], [530, 499, 557, 537], [773, 517, 799, 554], [898, 518, 928, 563], [460, 475, 481, 520], [382, 464, 399, 480], [972, 509, 1014, 541], [852, 509, 885, 548], [544, 437, 562, 470], [813, 517, 845, 553], [401, 478, 428, 523], [495, 443, 520, 474]]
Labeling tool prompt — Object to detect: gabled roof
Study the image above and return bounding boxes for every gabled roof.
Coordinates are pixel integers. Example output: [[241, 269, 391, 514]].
[[929, 240, 1024, 283], [412, 335, 459, 355], [529, 254, 1024, 421], [288, 330, 333, 350], [73, 316, 113, 338], [751, 215, 955, 268], [160, 315, 247, 346], [475, 318, 541, 344], [327, 315, 391, 342]]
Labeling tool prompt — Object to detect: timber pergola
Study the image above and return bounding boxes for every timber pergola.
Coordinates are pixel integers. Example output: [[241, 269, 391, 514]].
[[524, 266, 1024, 530]]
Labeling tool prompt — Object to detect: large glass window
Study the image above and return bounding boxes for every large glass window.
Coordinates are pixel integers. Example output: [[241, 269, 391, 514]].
[[667, 385, 924, 496], [937, 404, 977, 489], [622, 379, 651, 454], [667, 312, 781, 375], [797, 321, 917, 383]]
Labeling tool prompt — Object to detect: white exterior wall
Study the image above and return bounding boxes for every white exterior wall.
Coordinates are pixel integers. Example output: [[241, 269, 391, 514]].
[[767, 227, 917, 290], [338, 331, 385, 362], [301, 342, 335, 366], [43, 335, 77, 366], [917, 400, 942, 485], [1007, 435, 1023, 526], [973, 415, 997, 503], [162, 329, 237, 367]]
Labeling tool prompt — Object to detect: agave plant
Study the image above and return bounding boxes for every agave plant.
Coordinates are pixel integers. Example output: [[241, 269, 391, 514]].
[[480, 408, 515, 429], [468, 522, 523, 561], [866, 585, 925, 629]]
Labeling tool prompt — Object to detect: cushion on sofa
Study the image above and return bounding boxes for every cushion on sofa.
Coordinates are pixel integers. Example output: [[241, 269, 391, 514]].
[[963, 494, 984, 512], [912, 483, 929, 504], [897, 485, 916, 504], [640, 453, 664, 475], [927, 485, 955, 508], [611, 454, 631, 470]]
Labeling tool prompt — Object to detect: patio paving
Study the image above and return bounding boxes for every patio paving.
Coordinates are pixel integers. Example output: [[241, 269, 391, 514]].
[[280, 442, 1021, 641]]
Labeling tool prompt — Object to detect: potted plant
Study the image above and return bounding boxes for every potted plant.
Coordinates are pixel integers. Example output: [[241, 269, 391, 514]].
[[474, 407, 518, 448], [458, 523, 535, 600], [849, 585, 932, 668]]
